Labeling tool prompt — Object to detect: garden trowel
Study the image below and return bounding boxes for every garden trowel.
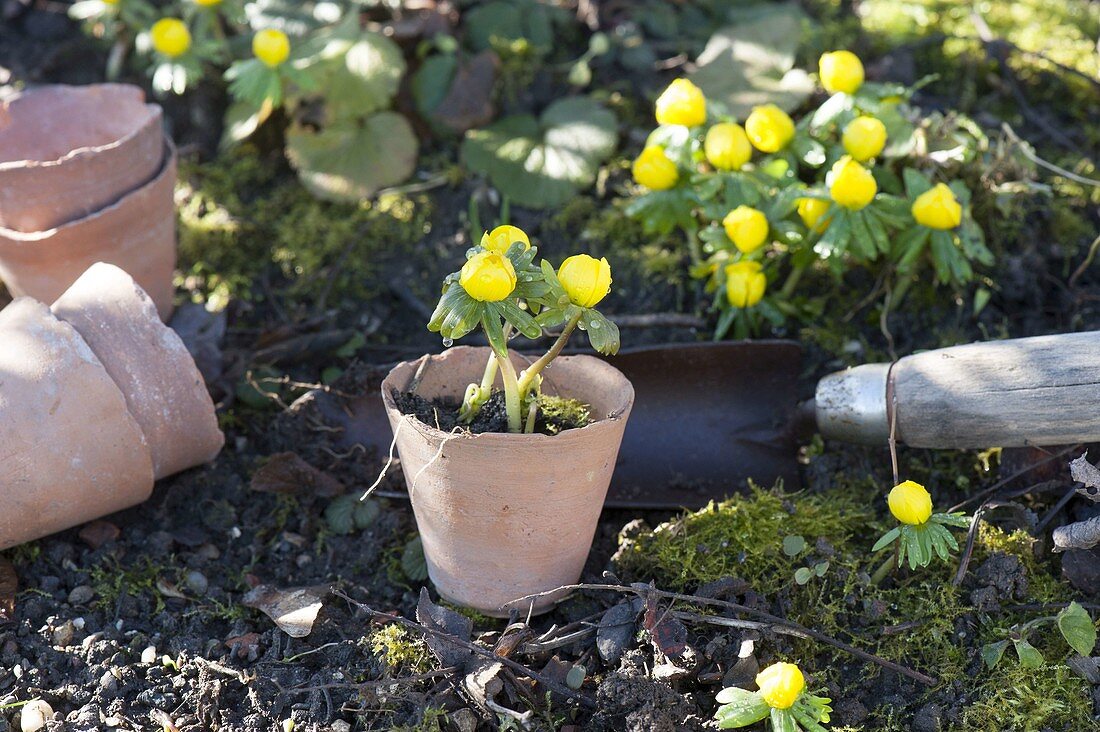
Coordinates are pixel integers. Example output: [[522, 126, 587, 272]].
[[302, 330, 1100, 509]]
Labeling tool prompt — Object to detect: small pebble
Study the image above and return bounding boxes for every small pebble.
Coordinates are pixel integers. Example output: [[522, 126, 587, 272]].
[[19, 699, 53, 732], [183, 571, 208, 595], [68, 585, 95, 605], [330, 722, 351, 732], [52, 620, 74, 647], [141, 646, 158, 664]]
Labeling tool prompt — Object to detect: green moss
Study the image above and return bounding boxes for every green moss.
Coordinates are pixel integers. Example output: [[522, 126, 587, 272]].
[[367, 624, 432, 674], [958, 661, 1094, 732], [88, 557, 176, 614], [390, 707, 448, 732], [536, 394, 590, 435]]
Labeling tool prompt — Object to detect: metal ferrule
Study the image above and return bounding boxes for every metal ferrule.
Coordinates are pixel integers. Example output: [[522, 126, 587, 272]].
[[814, 363, 890, 445]]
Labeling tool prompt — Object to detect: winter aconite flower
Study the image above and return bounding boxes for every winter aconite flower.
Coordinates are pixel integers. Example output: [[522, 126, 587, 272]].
[[797, 198, 831, 233], [723, 206, 769, 254], [887, 480, 933, 526], [842, 116, 886, 162], [756, 662, 805, 710], [655, 79, 706, 127], [194, 0, 222, 6], [827, 156, 876, 210], [818, 50, 864, 95], [150, 18, 191, 58], [481, 225, 531, 254], [460, 251, 517, 302], [632, 146, 679, 190], [253, 29, 291, 68], [704, 123, 752, 171], [559, 254, 612, 308], [725, 261, 766, 308], [911, 183, 962, 230], [745, 104, 795, 153]]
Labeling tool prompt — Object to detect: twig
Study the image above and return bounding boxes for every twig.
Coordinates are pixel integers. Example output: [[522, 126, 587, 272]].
[[670, 610, 809, 639], [948, 445, 1079, 512], [507, 583, 937, 686], [332, 590, 597, 708], [1069, 233, 1100, 289], [1001, 123, 1100, 186], [952, 504, 986, 587]]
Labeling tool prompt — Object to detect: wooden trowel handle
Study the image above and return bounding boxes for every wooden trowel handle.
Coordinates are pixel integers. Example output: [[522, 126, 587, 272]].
[[815, 331, 1100, 449]]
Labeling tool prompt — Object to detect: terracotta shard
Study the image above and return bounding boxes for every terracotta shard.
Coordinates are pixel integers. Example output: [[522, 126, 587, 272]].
[[0, 84, 163, 232], [0, 298, 155, 550], [381, 346, 634, 617], [50, 263, 224, 480], [0, 141, 177, 320]]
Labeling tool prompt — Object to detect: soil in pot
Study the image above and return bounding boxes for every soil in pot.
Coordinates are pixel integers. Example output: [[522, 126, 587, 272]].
[[392, 389, 591, 435]]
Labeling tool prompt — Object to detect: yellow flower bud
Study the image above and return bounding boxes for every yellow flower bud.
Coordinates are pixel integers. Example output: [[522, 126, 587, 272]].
[[150, 18, 191, 58], [655, 78, 706, 127], [632, 146, 678, 191], [253, 29, 291, 68], [911, 183, 962, 230], [103, 0, 118, 4], [797, 198, 831, 233], [724, 261, 766, 308], [819, 50, 864, 95], [480, 225, 531, 254], [842, 115, 887, 162], [756, 662, 805, 710], [194, 0, 222, 5], [723, 206, 769, 254], [558, 254, 612, 308], [888, 480, 933, 525], [459, 251, 516, 302], [745, 104, 795, 153], [827, 156, 876, 210], [704, 123, 752, 171]]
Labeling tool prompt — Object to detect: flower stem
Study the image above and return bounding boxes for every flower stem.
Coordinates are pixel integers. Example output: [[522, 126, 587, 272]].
[[517, 312, 583, 397], [780, 263, 806, 299], [493, 348, 523, 433], [869, 547, 898, 586]]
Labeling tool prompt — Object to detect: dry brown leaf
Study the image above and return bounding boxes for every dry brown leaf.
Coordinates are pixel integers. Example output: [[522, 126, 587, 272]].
[[243, 584, 328, 638], [1069, 453, 1100, 502], [251, 452, 344, 498]]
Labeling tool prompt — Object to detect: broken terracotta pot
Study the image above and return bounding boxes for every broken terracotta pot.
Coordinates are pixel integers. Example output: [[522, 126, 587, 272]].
[[0, 84, 163, 232], [0, 141, 177, 320], [381, 346, 634, 617], [51, 263, 224, 479], [0, 297, 155, 550]]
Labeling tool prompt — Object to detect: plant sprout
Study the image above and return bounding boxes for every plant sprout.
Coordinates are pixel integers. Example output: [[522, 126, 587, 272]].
[[714, 661, 832, 731], [428, 225, 620, 434]]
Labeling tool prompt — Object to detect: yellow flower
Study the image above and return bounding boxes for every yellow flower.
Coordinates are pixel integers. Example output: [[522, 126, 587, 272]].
[[253, 29, 291, 68], [459, 251, 516, 302], [797, 198, 831, 233], [827, 156, 876, 210], [194, 0, 222, 5], [103, 0, 118, 4], [480, 225, 531, 255], [723, 206, 769, 254], [911, 183, 962, 230], [725, 261, 766, 308], [745, 104, 795, 153], [819, 50, 864, 95], [704, 123, 752, 171], [558, 254, 612, 308], [756, 662, 805, 710], [632, 146, 678, 191], [655, 79, 706, 127], [150, 18, 191, 58], [888, 480, 933, 525], [842, 116, 887, 162]]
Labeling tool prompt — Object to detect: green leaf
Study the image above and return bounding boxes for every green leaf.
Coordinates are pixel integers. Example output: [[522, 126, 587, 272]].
[[324, 494, 357, 535], [494, 299, 542, 339], [782, 535, 806, 557], [411, 53, 457, 115], [1014, 638, 1045, 668], [354, 498, 380, 529], [814, 561, 829, 577], [713, 688, 769, 728], [872, 527, 900, 552], [689, 3, 813, 119], [298, 22, 405, 119], [902, 168, 932, 199], [581, 309, 620, 356], [1057, 602, 1097, 657], [982, 639, 1010, 669], [461, 97, 617, 209], [482, 311, 509, 354], [285, 111, 418, 202], [464, 0, 555, 52], [770, 707, 798, 732], [401, 536, 428, 581], [794, 567, 813, 585]]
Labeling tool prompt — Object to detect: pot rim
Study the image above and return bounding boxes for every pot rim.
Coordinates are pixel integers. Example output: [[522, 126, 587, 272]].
[[0, 85, 161, 172], [381, 346, 634, 445], [0, 138, 174, 242]]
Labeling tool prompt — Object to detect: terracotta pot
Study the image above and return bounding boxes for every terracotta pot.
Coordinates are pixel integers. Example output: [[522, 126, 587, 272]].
[[381, 346, 634, 616], [0, 84, 163, 232], [51, 263, 224, 480], [0, 297, 155, 550], [0, 141, 177, 320]]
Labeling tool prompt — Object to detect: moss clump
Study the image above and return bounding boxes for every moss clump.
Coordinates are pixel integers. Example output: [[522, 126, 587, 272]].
[[958, 661, 1094, 732], [367, 624, 432, 674], [536, 394, 590, 435], [614, 485, 871, 596]]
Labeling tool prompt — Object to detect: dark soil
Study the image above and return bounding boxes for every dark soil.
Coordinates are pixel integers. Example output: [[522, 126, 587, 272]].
[[393, 390, 590, 436]]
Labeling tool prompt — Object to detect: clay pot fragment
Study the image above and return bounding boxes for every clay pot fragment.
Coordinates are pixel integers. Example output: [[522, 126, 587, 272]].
[[51, 263, 224, 479], [0, 141, 177, 320], [0, 298, 155, 550], [381, 346, 634, 617], [0, 84, 163, 232]]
